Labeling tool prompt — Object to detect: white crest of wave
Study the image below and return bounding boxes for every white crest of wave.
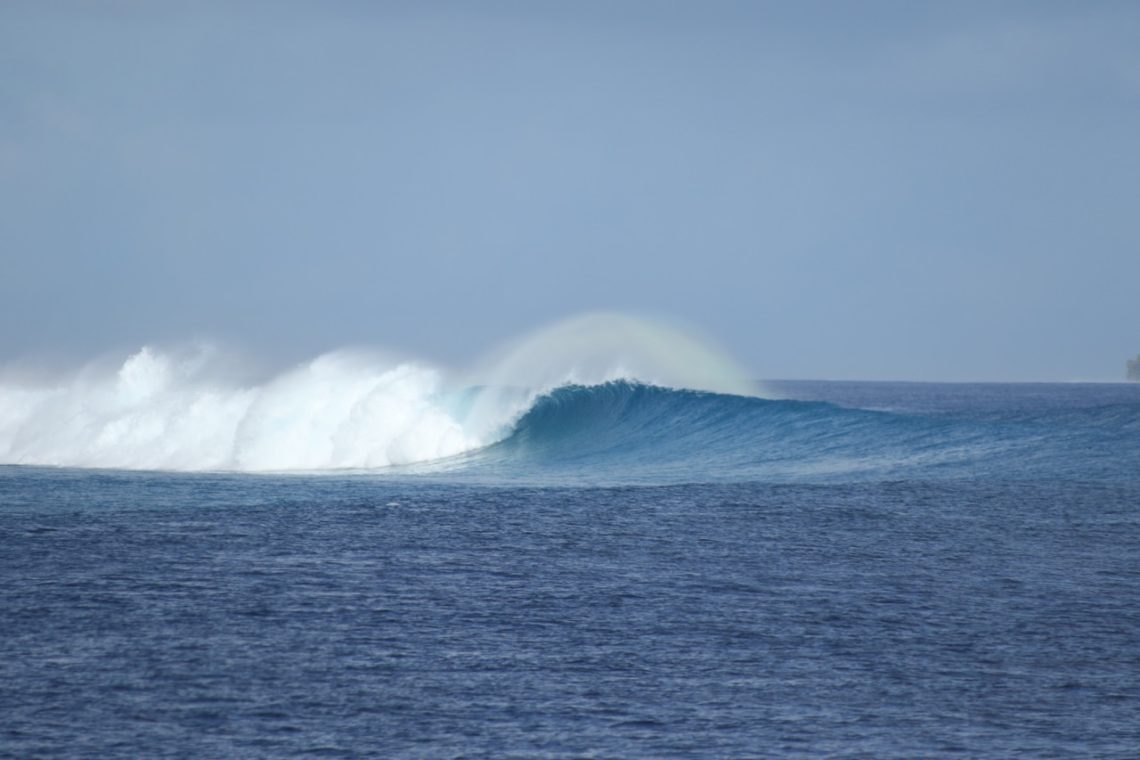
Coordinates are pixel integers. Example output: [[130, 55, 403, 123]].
[[0, 313, 759, 472]]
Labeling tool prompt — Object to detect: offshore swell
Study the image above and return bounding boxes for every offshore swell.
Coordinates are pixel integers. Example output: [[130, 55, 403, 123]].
[[3, 321, 1140, 758]]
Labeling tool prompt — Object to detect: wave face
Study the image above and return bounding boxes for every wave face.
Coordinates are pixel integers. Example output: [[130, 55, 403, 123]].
[[466, 380, 1140, 484]]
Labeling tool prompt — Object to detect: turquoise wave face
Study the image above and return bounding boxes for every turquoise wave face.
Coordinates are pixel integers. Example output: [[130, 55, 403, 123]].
[[443, 381, 1140, 486]]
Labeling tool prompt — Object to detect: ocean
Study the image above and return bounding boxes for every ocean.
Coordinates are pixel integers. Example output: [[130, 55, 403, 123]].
[[2, 379, 1139, 758]]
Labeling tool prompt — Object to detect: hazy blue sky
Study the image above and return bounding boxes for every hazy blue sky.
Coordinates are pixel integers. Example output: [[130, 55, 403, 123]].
[[2, 1, 1138, 381]]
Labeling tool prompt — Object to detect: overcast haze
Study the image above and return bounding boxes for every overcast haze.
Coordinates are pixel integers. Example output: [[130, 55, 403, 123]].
[[2, 1, 1138, 381]]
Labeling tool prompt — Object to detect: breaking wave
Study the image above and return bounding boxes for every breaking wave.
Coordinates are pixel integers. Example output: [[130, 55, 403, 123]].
[[3, 312, 1137, 483], [0, 313, 758, 473]]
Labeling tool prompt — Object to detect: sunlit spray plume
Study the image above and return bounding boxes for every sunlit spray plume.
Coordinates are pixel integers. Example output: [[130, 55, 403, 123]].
[[0, 312, 760, 472], [460, 312, 760, 441]]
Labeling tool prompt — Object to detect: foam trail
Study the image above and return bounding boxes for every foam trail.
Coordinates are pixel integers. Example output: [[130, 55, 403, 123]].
[[0, 312, 759, 472]]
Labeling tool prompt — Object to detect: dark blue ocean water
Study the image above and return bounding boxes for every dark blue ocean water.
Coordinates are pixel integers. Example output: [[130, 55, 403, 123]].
[[2, 381, 1139, 758]]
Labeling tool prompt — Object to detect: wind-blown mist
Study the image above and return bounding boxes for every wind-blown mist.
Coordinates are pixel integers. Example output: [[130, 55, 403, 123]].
[[0, 313, 758, 472]]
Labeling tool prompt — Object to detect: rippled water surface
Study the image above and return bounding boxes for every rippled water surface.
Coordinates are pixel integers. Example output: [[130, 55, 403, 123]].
[[2, 381, 1139, 758]]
